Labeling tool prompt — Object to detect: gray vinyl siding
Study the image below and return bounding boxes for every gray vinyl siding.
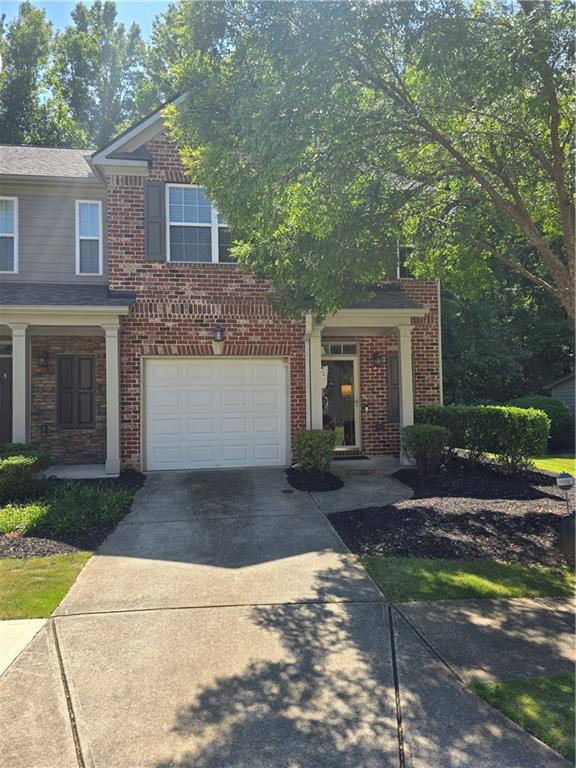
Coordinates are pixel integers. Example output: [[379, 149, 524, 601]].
[[551, 377, 575, 420], [0, 182, 106, 284]]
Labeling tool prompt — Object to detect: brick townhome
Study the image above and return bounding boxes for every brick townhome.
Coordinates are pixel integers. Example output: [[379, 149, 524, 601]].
[[0, 99, 441, 473]]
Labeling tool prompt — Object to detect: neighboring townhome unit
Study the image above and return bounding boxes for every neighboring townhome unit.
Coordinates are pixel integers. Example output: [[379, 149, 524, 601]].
[[0, 100, 441, 473]]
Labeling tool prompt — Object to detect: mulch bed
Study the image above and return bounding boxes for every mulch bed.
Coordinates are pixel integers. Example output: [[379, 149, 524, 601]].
[[286, 467, 344, 492], [0, 471, 145, 561], [328, 459, 573, 567]]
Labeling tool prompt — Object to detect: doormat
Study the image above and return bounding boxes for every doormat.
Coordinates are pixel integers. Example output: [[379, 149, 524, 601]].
[[332, 454, 369, 461]]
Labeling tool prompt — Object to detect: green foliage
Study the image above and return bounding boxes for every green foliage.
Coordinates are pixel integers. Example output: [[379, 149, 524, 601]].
[[0, 1, 85, 146], [295, 429, 336, 473], [0, 501, 47, 534], [0, 443, 50, 467], [50, 0, 147, 145], [0, 452, 49, 502], [167, 0, 575, 321], [509, 395, 574, 450], [0, 481, 132, 535], [417, 405, 550, 472], [401, 424, 449, 477], [442, 283, 574, 405]]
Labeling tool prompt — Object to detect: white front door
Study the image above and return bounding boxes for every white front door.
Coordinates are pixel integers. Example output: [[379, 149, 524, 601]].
[[144, 358, 288, 470]]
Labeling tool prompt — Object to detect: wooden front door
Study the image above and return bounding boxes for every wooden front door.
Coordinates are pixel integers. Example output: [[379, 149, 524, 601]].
[[0, 359, 12, 443]]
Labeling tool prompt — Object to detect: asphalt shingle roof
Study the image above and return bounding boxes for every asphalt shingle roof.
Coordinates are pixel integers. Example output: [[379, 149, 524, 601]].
[[348, 284, 424, 310], [0, 283, 135, 307], [0, 145, 98, 180]]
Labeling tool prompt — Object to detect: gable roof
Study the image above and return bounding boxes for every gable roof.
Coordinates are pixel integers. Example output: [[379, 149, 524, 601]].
[[91, 93, 186, 169], [0, 145, 99, 182], [547, 372, 575, 388]]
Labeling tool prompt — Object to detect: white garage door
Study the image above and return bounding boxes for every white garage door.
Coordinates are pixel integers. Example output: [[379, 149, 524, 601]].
[[144, 359, 288, 470]]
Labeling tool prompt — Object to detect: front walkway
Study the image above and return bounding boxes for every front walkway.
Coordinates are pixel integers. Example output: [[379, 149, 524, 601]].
[[0, 469, 570, 767]]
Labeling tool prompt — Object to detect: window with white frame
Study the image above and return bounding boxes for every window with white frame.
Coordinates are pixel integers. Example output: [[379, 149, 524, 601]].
[[76, 200, 103, 275], [167, 184, 234, 264], [0, 197, 18, 273]]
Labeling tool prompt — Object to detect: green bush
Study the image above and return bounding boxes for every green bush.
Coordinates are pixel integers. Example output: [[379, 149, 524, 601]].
[[401, 424, 449, 477], [0, 501, 48, 535], [508, 396, 574, 450], [0, 444, 50, 467], [0, 455, 47, 502], [295, 429, 336, 472], [416, 405, 550, 472]]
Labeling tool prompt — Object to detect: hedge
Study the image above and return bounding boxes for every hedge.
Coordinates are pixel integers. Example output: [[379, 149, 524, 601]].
[[508, 396, 574, 450], [0, 445, 50, 502], [295, 430, 336, 472], [402, 424, 449, 477], [416, 405, 550, 472]]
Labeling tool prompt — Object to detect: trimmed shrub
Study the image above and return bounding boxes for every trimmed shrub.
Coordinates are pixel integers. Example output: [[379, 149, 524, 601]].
[[508, 396, 574, 450], [401, 424, 449, 477], [416, 405, 550, 472], [0, 450, 49, 502], [295, 429, 336, 473], [0, 501, 48, 535], [0, 443, 50, 467]]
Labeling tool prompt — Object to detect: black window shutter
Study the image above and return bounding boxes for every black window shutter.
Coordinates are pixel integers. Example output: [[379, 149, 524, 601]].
[[387, 352, 400, 421], [57, 356, 95, 428], [145, 180, 166, 261]]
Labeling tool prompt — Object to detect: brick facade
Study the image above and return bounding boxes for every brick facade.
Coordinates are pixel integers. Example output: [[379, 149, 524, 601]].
[[30, 335, 106, 464], [104, 128, 440, 469]]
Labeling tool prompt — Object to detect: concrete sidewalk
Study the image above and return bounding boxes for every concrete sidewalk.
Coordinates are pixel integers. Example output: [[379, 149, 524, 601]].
[[0, 468, 572, 767]]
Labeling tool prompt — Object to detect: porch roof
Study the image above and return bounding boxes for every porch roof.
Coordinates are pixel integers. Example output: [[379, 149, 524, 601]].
[[0, 283, 136, 308], [347, 284, 423, 310]]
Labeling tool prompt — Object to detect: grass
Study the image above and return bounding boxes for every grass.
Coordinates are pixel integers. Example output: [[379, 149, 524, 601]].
[[470, 675, 575, 762], [0, 552, 92, 619], [532, 454, 575, 475], [360, 556, 575, 603], [0, 481, 132, 535]]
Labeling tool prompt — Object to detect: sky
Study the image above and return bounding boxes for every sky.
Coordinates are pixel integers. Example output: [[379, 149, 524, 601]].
[[2, 1, 171, 38]]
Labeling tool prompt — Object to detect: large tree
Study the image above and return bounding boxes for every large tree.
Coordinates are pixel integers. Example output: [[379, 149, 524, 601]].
[[51, 0, 147, 146], [0, 2, 82, 146], [167, 0, 575, 321]]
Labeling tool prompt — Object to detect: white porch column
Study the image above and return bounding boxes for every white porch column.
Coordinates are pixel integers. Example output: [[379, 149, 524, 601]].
[[309, 325, 324, 429], [10, 323, 28, 443], [398, 324, 414, 464], [103, 324, 121, 475]]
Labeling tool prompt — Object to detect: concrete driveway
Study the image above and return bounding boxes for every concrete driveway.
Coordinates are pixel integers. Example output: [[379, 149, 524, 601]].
[[0, 469, 570, 768]]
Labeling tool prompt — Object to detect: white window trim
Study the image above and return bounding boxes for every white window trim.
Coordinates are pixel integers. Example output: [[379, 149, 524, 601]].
[[0, 196, 18, 274], [75, 199, 103, 276], [166, 183, 230, 264]]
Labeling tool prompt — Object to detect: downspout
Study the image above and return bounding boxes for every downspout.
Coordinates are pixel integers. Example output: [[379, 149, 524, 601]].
[[304, 313, 312, 429], [436, 281, 444, 404]]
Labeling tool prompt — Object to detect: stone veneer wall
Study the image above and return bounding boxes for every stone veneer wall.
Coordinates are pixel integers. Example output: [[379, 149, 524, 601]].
[[30, 335, 106, 464]]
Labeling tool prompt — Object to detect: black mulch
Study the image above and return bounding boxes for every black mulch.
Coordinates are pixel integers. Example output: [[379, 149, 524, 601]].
[[286, 467, 344, 492], [0, 471, 145, 561], [328, 459, 573, 567]]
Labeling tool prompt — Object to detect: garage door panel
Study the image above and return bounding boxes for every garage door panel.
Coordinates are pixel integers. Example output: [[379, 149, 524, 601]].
[[145, 359, 288, 470]]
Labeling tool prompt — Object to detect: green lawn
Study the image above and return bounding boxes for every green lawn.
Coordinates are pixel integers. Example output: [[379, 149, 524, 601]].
[[360, 556, 575, 603], [470, 675, 575, 762], [0, 552, 92, 619], [532, 454, 575, 475]]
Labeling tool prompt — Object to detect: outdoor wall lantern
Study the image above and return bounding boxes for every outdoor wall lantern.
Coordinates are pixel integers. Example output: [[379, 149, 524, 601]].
[[372, 351, 384, 367], [38, 351, 49, 368], [212, 323, 225, 356]]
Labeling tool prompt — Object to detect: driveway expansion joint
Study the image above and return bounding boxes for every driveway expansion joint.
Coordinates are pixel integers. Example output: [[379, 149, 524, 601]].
[[51, 620, 86, 768]]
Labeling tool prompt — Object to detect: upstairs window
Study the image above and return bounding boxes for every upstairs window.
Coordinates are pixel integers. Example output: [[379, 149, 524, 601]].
[[167, 184, 234, 264], [0, 197, 17, 273], [76, 200, 103, 275]]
